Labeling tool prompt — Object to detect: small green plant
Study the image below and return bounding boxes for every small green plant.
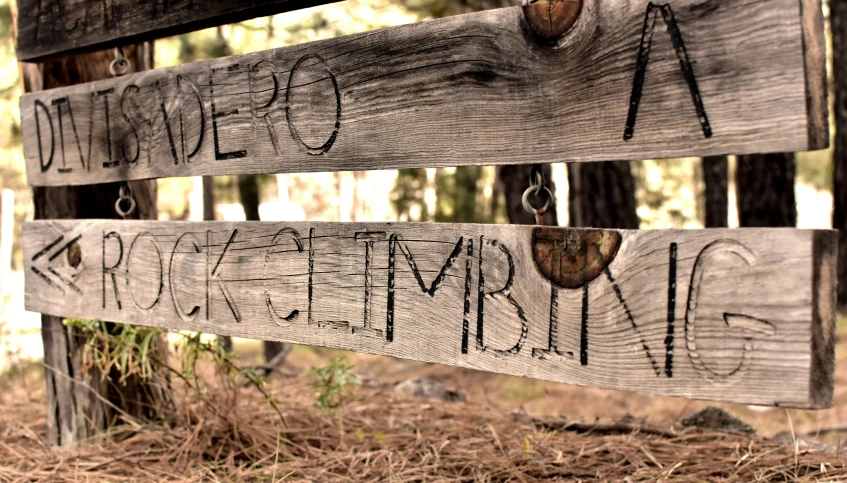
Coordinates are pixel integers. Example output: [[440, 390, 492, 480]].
[[65, 318, 163, 383], [499, 378, 545, 403], [63, 319, 286, 425], [306, 357, 359, 409], [521, 436, 533, 460]]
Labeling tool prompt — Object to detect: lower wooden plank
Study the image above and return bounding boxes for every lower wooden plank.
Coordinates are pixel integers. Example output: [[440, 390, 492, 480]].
[[23, 220, 836, 408]]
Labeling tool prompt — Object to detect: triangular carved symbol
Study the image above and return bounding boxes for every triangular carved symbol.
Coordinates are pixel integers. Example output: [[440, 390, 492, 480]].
[[31, 234, 83, 294]]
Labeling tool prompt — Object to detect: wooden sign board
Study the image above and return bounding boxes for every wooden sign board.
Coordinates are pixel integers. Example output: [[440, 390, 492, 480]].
[[19, 0, 827, 187], [23, 220, 836, 408], [15, 0, 338, 62]]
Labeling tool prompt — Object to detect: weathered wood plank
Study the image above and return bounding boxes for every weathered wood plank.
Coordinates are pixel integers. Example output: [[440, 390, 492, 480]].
[[15, 0, 337, 62], [20, 0, 828, 187], [23, 220, 837, 408]]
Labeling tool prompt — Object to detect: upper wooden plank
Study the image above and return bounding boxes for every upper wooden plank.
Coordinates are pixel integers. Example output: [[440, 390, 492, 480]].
[[22, 220, 837, 408], [15, 0, 338, 62], [19, 0, 828, 187]]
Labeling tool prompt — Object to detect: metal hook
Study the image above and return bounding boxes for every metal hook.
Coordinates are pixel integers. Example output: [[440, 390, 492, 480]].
[[523, 164, 554, 225], [115, 182, 136, 219], [110, 46, 131, 77]]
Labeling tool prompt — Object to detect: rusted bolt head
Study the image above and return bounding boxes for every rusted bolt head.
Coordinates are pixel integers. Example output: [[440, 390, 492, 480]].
[[523, 0, 583, 41]]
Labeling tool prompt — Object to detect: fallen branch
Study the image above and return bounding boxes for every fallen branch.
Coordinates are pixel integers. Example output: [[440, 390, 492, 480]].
[[530, 416, 678, 439], [241, 344, 294, 378]]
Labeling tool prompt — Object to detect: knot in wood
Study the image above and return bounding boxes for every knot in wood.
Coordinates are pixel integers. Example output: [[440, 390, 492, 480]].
[[531, 227, 621, 289], [67, 240, 82, 268], [523, 0, 583, 41]]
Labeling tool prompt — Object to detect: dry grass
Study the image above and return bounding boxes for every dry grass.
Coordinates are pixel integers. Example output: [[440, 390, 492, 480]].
[[0, 370, 845, 483]]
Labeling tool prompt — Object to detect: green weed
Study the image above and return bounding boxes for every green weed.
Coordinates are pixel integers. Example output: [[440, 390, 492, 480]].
[[306, 357, 359, 409]]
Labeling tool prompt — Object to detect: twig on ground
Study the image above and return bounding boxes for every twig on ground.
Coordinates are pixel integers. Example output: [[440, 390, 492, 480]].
[[531, 417, 678, 439]]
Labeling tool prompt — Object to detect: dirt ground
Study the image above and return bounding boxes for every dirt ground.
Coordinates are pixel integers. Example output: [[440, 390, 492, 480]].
[[263, 338, 847, 445], [1, 361, 845, 482], [0, 331, 845, 481]]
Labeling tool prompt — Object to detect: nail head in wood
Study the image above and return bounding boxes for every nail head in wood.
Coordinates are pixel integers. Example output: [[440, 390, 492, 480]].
[[523, 0, 583, 41]]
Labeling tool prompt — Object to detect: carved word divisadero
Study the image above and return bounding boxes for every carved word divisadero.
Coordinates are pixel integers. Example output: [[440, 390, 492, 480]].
[[31, 53, 342, 175]]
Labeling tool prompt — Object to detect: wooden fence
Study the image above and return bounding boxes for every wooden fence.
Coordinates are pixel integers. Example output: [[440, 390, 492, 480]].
[[16, 0, 836, 410]]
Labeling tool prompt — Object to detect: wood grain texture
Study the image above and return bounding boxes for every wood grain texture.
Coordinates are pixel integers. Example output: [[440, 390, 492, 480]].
[[23, 220, 837, 408], [15, 0, 337, 62], [20, 0, 827, 187]]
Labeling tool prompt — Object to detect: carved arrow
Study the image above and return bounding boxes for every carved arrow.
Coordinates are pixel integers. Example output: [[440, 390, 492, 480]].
[[30, 234, 83, 294]]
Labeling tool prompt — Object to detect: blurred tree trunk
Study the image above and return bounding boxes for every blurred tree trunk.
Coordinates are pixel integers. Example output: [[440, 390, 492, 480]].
[[832, 0, 847, 311], [497, 164, 558, 225], [702, 156, 729, 228], [454, 167, 479, 222], [21, 44, 166, 446], [237, 175, 286, 362], [736, 154, 797, 228], [435, 167, 486, 223], [391, 169, 429, 222], [238, 176, 261, 222], [203, 177, 216, 221], [568, 162, 639, 229]]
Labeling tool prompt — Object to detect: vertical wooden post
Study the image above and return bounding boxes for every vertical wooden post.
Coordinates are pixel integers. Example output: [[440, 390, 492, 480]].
[[0, 189, 13, 295], [20, 44, 162, 446], [832, 0, 847, 311]]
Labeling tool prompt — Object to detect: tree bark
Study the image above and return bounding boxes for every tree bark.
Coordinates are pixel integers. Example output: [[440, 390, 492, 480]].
[[702, 156, 729, 228], [832, 0, 847, 310], [497, 164, 558, 225], [736, 153, 797, 228], [22, 44, 165, 446], [568, 162, 640, 229]]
